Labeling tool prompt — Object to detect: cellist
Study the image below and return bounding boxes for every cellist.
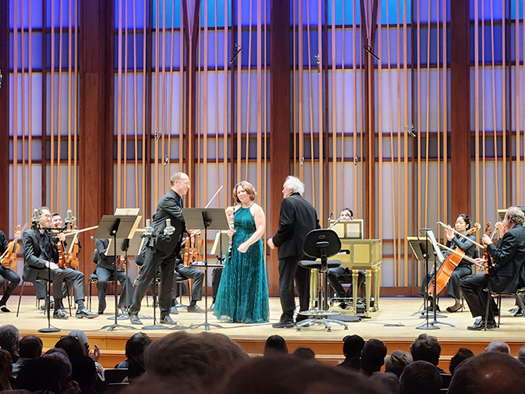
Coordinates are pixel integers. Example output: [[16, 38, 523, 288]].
[[0, 228, 22, 312], [422, 214, 478, 312]]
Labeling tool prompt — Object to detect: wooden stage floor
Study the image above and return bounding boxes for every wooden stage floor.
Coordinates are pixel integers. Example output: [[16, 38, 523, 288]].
[[6, 296, 525, 369]]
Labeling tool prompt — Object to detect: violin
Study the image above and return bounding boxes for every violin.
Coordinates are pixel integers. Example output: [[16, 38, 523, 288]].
[[482, 222, 499, 274], [183, 233, 203, 265], [56, 238, 67, 269], [65, 233, 80, 270], [0, 225, 23, 270]]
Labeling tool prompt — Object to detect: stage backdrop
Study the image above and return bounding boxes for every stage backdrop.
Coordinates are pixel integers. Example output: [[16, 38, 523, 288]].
[[2, 0, 524, 294]]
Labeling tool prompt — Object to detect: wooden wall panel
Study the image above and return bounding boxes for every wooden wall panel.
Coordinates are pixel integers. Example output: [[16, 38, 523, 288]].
[[0, 0, 8, 233]]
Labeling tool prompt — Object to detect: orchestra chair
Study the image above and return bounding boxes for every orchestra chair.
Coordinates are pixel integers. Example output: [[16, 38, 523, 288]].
[[88, 272, 122, 311], [483, 286, 525, 330], [16, 276, 72, 317]]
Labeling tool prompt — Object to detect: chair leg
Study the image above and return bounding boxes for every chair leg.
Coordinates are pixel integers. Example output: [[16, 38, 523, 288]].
[[497, 295, 502, 327], [65, 283, 72, 316], [88, 280, 92, 311], [483, 290, 491, 331], [16, 281, 25, 318]]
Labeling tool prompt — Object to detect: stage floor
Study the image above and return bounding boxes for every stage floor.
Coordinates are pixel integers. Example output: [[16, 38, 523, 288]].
[[6, 296, 525, 368]]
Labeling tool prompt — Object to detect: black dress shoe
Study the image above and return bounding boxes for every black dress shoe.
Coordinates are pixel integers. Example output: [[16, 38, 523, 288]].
[[54, 309, 69, 319], [467, 319, 496, 330], [76, 308, 98, 319], [272, 320, 295, 328], [160, 314, 176, 325], [187, 305, 205, 313], [0, 305, 11, 313], [296, 314, 308, 323], [129, 313, 142, 325]]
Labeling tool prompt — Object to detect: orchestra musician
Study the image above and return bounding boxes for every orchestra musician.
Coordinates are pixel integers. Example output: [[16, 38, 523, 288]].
[[93, 238, 134, 315], [22, 207, 97, 319], [0, 229, 21, 312], [129, 172, 191, 325], [461, 206, 525, 330], [437, 214, 478, 313], [327, 209, 365, 307]]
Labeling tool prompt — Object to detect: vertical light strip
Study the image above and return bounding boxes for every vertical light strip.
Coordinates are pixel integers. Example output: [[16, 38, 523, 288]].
[[67, 0, 73, 210], [330, 0, 336, 214], [317, 0, 323, 217], [298, 0, 304, 181], [481, 1, 487, 222], [256, 0, 262, 193], [123, 0, 130, 207], [416, 0, 421, 233], [73, 0, 79, 216], [501, 0, 507, 206], [142, 0, 146, 218], [214, 0, 219, 203], [236, 0, 242, 183], [57, 0, 63, 212], [263, 0, 268, 218], [490, 0, 499, 211], [522, 0, 525, 201], [20, 2, 27, 223], [168, 0, 175, 180], [292, 0, 297, 174], [222, 0, 228, 205], [402, 0, 409, 285], [436, 0, 441, 225], [474, 0, 480, 228], [13, 0, 19, 227], [352, 0, 357, 215], [244, 0, 253, 181], [423, 0, 430, 229], [203, 0, 209, 202], [153, 0, 160, 206], [376, 0, 382, 268], [29, 0, 34, 221], [518, 0, 524, 201], [116, 0, 123, 207], [195, 2, 201, 206], [305, 0, 316, 208], [50, 0, 55, 210], [133, 0, 139, 209], [442, 0, 448, 226]]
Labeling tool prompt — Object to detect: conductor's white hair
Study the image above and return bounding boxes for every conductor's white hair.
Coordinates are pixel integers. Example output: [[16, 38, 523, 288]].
[[283, 176, 305, 195]]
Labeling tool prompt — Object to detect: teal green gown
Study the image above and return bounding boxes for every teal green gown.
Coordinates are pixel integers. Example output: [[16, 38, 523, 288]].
[[214, 206, 269, 323]]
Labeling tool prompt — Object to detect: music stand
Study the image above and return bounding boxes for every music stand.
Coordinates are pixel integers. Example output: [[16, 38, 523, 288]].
[[38, 227, 61, 333], [183, 208, 230, 331], [105, 230, 144, 320], [95, 215, 138, 331]]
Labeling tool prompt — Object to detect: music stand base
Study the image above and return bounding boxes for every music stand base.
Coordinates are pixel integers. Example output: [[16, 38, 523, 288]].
[[296, 318, 349, 332], [100, 323, 136, 332], [142, 324, 170, 330], [416, 322, 440, 330], [419, 312, 448, 319], [38, 327, 60, 333], [190, 322, 224, 331]]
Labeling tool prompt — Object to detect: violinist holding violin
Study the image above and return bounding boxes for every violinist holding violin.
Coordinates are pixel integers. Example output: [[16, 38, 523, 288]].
[[22, 207, 97, 319], [0, 228, 22, 312], [461, 206, 525, 330]]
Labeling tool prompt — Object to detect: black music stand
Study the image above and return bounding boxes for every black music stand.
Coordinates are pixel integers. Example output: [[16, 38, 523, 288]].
[[183, 208, 230, 331], [95, 215, 138, 331], [105, 230, 144, 320]]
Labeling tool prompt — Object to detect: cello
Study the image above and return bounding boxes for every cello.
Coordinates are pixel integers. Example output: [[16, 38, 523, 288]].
[[429, 222, 481, 297]]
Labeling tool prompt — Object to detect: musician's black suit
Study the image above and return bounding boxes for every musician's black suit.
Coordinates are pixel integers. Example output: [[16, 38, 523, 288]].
[[129, 189, 185, 316], [461, 224, 525, 325], [272, 192, 319, 323]]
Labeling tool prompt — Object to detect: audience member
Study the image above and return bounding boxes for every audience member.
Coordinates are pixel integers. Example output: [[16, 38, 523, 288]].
[[518, 345, 525, 365], [143, 331, 248, 392], [338, 334, 364, 371], [293, 347, 315, 360], [16, 357, 71, 393], [0, 324, 20, 362], [0, 349, 13, 391], [449, 348, 474, 375], [399, 360, 442, 394], [55, 335, 86, 363], [448, 352, 525, 394], [115, 332, 152, 381], [70, 330, 104, 380], [409, 334, 442, 371], [264, 335, 288, 357], [219, 355, 384, 394], [485, 340, 510, 354], [360, 339, 387, 376], [12, 335, 43, 376], [370, 371, 399, 394], [384, 350, 412, 378]]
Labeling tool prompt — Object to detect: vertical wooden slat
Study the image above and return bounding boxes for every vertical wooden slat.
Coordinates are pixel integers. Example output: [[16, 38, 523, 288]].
[[298, 0, 304, 181], [330, 0, 336, 215], [12, 0, 19, 228], [28, 0, 34, 221], [67, 0, 73, 210], [270, 0, 291, 296], [244, 0, 252, 180], [306, 0, 315, 207], [490, 0, 499, 212], [203, 0, 209, 202], [222, 0, 228, 205], [133, 0, 139, 210], [123, 0, 129, 207], [57, 0, 63, 212], [317, 0, 324, 219], [442, 0, 448, 226], [235, 0, 241, 183], [256, 0, 262, 193], [451, 0, 471, 217], [20, 3, 26, 225], [516, 0, 522, 203], [501, 0, 507, 206]]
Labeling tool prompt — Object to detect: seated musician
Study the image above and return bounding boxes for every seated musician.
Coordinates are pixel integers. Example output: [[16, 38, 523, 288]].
[[22, 207, 97, 319], [327, 209, 365, 307], [0, 229, 21, 312], [442, 214, 478, 313], [172, 252, 205, 314], [461, 206, 525, 330], [93, 238, 134, 315]]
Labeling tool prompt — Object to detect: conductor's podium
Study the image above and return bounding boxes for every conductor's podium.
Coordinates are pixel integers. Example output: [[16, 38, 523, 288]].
[[309, 238, 382, 317]]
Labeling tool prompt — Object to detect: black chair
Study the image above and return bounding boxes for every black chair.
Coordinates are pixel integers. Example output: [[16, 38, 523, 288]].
[[104, 368, 129, 384], [296, 229, 350, 332], [88, 272, 123, 311], [17, 276, 72, 317], [484, 286, 525, 330]]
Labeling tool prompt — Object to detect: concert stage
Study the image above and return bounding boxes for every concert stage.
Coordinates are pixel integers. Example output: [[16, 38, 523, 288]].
[[9, 296, 525, 371]]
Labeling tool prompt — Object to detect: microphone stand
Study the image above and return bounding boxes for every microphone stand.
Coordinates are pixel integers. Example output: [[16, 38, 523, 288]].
[[39, 227, 60, 333]]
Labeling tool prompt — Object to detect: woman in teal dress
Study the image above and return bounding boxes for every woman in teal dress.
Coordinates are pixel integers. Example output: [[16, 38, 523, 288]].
[[214, 181, 269, 323]]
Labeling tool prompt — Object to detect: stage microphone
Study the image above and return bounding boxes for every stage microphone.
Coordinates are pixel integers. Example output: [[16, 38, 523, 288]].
[[364, 45, 380, 61], [408, 125, 417, 138], [32, 209, 40, 224], [65, 209, 76, 224], [144, 219, 153, 237], [229, 44, 242, 65]]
